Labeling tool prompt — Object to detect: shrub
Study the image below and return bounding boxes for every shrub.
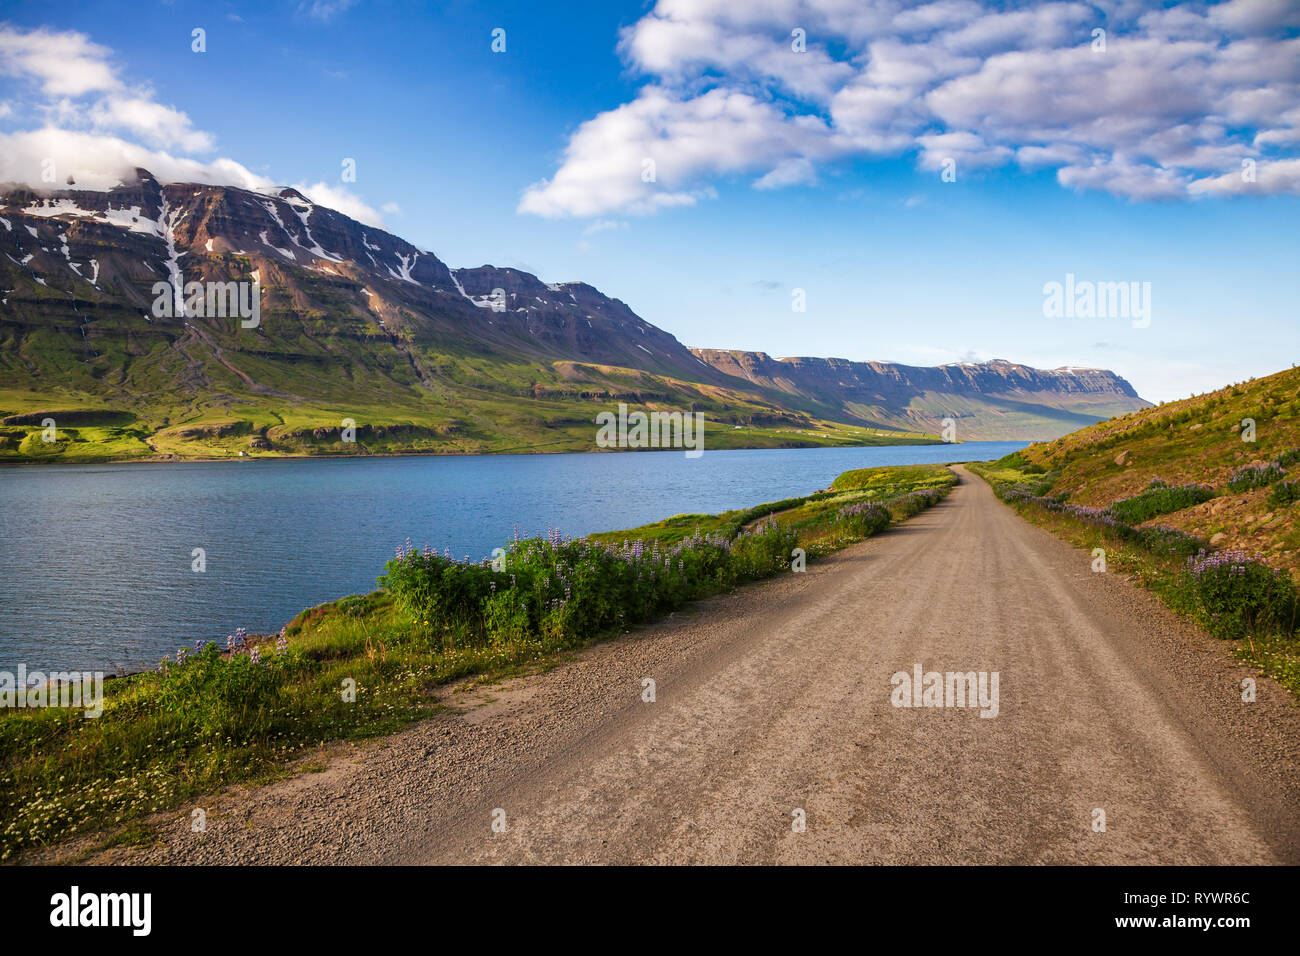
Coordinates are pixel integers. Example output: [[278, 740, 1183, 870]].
[[835, 501, 891, 537], [1106, 479, 1215, 524], [1228, 462, 1287, 493], [483, 589, 533, 644], [998, 487, 1203, 558], [379, 522, 797, 648], [892, 487, 946, 518], [1130, 524, 1204, 559], [1268, 480, 1300, 508], [1185, 550, 1297, 640], [1274, 448, 1300, 469]]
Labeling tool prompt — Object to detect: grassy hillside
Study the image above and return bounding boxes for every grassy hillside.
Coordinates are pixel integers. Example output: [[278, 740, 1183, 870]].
[[969, 364, 1300, 700], [0, 363, 941, 464], [1013, 364, 1300, 576]]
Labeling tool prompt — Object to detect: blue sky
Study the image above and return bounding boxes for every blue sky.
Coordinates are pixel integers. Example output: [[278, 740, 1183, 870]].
[[1, 0, 1298, 402]]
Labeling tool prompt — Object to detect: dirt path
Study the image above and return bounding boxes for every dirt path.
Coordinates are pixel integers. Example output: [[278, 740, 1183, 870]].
[[71, 465, 1300, 865]]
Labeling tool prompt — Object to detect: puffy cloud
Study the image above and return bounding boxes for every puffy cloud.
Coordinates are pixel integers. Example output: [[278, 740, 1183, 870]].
[[88, 96, 215, 153], [1209, 0, 1300, 35], [0, 128, 274, 191], [0, 24, 396, 225], [521, 0, 1300, 216], [0, 25, 216, 155], [1189, 157, 1300, 195], [294, 181, 388, 228], [0, 25, 117, 96], [753, 156, 817, 189], [519, 86, 832, 217], [916, 130, 1012, 169]]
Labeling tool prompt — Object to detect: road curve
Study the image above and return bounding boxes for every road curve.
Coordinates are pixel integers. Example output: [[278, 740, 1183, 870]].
[[76, 465, 1300, 865]]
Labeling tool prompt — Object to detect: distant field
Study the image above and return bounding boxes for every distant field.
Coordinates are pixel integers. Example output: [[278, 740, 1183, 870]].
[[0, 383, 941, 463]]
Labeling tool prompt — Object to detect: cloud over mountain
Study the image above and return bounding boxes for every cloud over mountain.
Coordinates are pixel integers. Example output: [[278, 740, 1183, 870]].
[[0, 24, 387, 225], [518, 0, 1300, 216]]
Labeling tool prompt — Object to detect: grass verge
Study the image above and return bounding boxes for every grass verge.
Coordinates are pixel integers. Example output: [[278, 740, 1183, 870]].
[[968, 455, 1300, 701]]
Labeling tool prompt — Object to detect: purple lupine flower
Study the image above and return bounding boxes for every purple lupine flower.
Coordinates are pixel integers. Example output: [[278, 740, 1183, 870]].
[[250, 647, 261, 665]]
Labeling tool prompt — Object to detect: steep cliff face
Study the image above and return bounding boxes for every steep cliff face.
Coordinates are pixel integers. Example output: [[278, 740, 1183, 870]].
[[691, 350, 1150, 440]]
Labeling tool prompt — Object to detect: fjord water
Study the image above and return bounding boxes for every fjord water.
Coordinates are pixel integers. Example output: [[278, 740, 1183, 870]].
[[0, 443, 1025, 671]]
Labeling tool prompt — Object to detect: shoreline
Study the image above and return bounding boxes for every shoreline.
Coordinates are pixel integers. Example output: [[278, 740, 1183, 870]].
[[0, 435, 964, 468], [1, 451, 1021, 677], [1, 462, 960, 859]]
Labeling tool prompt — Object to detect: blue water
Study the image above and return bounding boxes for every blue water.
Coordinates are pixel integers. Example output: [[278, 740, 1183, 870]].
[[0, 442, 1025, 671]]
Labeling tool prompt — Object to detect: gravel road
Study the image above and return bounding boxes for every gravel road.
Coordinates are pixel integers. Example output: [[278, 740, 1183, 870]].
[[69, 465, 1300, 865]]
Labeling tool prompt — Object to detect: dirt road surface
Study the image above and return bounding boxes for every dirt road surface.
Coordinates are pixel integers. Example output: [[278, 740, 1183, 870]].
[[72, 465, 1300, 865]]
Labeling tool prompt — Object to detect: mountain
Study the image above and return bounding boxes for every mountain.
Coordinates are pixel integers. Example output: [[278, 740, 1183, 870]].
[[692, 351, 1150, 441], [0, 169, 1142, 461]]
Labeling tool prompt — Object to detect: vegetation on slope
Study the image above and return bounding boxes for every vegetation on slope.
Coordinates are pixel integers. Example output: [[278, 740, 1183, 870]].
[[968, 367, 1300, 699], [0, 371, 940, 463], [1009, 364, 1300, 576]]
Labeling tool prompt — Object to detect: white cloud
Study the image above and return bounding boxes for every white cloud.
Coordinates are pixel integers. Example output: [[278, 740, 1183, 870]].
[[753, 156, 817, 189], [0, 128, 274, 191], [0, 25, 218, 154], [1189, 157, 1300, 195], [88, 96, 215, 152], [519, 86, 818, 217], [0, 25, 401, 225], [294, 181, 388, 228], [1209, 0, 1300, 35], [0, 26, 117, 96], [521, 0, 1300, 216]]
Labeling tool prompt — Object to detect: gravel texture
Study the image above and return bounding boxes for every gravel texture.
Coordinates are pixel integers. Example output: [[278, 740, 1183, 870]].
[[52, 466, 1300, 865]]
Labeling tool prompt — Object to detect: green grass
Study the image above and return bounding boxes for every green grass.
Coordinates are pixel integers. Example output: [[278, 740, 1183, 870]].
[[0, 462, 954, 860], [1013, 365, 1300, 574], [0, 331, 943, 465], [1105, 479, 1217, 525], [969, 450, 1300, 702]]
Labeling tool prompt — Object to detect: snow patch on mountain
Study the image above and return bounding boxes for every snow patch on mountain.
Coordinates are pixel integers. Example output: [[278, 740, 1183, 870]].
[[159, 197, 186, 317]]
